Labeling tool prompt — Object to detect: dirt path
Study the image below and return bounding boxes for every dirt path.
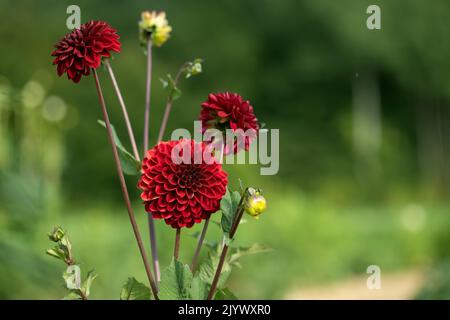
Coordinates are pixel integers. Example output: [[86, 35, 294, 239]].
[[285, 268, 424, 300]]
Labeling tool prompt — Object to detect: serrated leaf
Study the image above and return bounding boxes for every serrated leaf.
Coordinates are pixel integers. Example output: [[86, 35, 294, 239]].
[[63, 265, 81, 290], [159, 259, 193, 300], [215, 288, 238, 300], [198, 244, 231, 289], [97, 120, 141, 175], [81, 270, 97, 297], [220, 188, 242, 234], [120, 277, 151, 300], [189, 275, 209, 300]]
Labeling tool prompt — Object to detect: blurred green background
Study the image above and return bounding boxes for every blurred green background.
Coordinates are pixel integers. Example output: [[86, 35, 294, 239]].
[[1, 0, 450, 299]]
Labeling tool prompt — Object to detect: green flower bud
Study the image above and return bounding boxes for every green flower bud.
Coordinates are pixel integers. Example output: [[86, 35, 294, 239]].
[[48, 226, 65, 242], [185, 59, 203, 78]]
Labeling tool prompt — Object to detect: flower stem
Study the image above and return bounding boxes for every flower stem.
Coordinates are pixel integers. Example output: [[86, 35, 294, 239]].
[[206, 189, 248, 300], [190, 217, 210, 271], [206, 244, 229, 300], [92, 69, 159, 300], [157, 65, 186, 142], [157, 98, 174, 142], [104, 59, 140, 160], [148, 217, 160, 282], [143, 37, 152, 152], [64, 245, 87, 300], [174, 228, 181, 260], [143, 37, 161, 282]]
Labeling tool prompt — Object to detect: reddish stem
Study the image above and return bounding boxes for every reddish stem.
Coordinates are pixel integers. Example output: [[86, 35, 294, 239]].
[[206, 189, 248, 300], [157, 66, 185, 142], [143, 38, 153, 152], [190, 217, 210, 271], [104, 59, 140, 160], [142, 37, 161, 282], [92, 69, 159, 300]]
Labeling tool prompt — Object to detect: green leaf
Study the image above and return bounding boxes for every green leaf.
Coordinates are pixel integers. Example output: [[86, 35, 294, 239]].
[[198, 244, 231, 289], [97, 120, 141, 175], [62, 291, 82, 300], [228, 243, 272, 267], [120, 277, 151, 300], [189, 275, 209, 300], [220, 188, 242, 235], [215, 288, 238, 300], [159, 259, 193, 300], [197, 242, 271, 291], [63, 265, 81, 290], [81, 270, 97, 298], [160, 74, 182, 101], [59, 235, 72, 254], [46, 247, 66, 262]]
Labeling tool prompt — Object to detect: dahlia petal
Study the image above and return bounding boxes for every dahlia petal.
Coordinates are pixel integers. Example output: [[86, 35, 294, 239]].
[[166, 192, 176, 203], [72, 73, 82, 83], [138, 139, 227, 229], [155, 184, 165, 195]]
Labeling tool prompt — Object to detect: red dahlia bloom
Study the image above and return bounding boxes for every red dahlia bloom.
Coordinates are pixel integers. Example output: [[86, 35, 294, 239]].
[[138, 140, 228, 229], [51, 21, 121, 83], [200, 92, 259, 154]]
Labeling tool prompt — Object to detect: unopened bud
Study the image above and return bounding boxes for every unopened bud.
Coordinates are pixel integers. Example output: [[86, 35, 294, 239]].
[[185, 59, 203, 78], [244, 188, 266, 219], [48, 226, 65, 242]]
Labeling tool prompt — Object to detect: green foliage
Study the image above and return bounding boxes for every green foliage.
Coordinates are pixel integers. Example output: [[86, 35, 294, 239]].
[[63, 265, 81, 290], [228, 243, 272, 268], [97, 120, 141, 175], [220, 188, 242, 236], [415, 259, 450, 299], [120, 277, 151, 300], [198, 244, 231, 290], [3, 0, 450, 301], [196, 241, 270, 288], [46, 226, 72, 264], [62, 266, 97, 299], [189, 275, 209, 300], [46, 226, 97, 300], [159, 258, 193, 300], [184, 59, 203, 78], [160, 74, 182, 101], [46, 247, 66, 262], [215, 288, 238, 300]]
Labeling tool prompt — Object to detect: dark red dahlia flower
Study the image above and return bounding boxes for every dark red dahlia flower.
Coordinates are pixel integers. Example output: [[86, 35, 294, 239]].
[[138, 140, 228, 229], [200, 92, 259, 154], [51, 21, 121, 83]]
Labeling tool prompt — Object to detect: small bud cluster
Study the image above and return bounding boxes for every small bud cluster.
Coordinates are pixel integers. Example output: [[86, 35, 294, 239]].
[[46, 226, 73, 264], [46, 226, 97, 300]]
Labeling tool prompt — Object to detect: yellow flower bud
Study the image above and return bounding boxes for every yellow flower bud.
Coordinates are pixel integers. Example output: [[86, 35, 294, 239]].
[[244, 188, 266, 219], [139, 11, 172, 47]]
